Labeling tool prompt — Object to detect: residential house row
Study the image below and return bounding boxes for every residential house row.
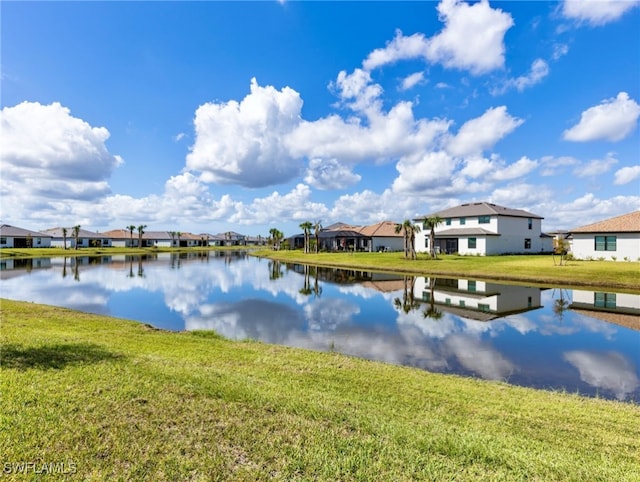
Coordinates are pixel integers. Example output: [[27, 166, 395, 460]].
[[1, 202, 638, 261]]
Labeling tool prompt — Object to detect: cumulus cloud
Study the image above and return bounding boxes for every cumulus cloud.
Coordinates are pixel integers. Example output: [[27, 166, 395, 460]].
[[561, 0, 640, 26], [304, 158, 361, 190], [0, 101, 123, 226], [564, 350, 639, 400], [563, 92, 640, 142], [426, 0, 514, 75], [186, 77, 304, 188], [447, 106, 524, 157], [614, 165, 640, 185], [363, 0, 513, 76], [539, 155, 580, 176]]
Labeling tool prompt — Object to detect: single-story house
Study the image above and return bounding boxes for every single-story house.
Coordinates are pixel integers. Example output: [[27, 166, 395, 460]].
[[569, 211, 640, 261], [0, 224, 52, 248], [357, 221, 404, 252], [413, 202, 553, 255], [43, 227, 112, 248]]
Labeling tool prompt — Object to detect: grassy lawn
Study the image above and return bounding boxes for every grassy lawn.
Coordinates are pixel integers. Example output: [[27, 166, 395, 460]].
[[254, 250, 640, 292], [2, 299, 639, 481]]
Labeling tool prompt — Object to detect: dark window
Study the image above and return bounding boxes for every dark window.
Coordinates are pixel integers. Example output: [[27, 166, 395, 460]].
[[468, 237, 477, 249], [0, 237, 6, 244], [459, 300, 465, 307], [594, 292, 616, 309], [478, 215, 490, 224], [424, 237, 429, 248], [524, 238, 531, 249], [528, 218, 532, 230], [460, 217, 466, 225], [595, 236, 617, 251], [446, 218, 451, 226], [467, 280, 476, 292], [478, 303, 490, 312]]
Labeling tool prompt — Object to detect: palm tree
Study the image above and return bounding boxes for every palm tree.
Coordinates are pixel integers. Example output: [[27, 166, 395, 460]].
[[313, 220, 323, 253], [423, 277, 443, 320], [299, 221, 312, 253], [137, 224, 147, 248], [423, 216, 444, 259], [395, 219, 420, 259], [269, 228, 284, 251], [394, 222, 409, 258], [72, 225, 81, 250], [62, 227, 68, 250], [126, 225, 136, 247]]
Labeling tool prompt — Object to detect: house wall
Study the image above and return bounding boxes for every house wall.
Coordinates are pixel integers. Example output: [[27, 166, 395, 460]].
[[571, 233, 640, 261], [572, 289, 640, 310], [370, 236, 404, 252], [494, 216, 544, 254], [1, 236, 52, 248]]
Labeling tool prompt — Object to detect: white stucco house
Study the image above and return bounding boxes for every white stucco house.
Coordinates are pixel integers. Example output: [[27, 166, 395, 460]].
[[0, 224, 52, 248], [43, 227, 112, 248], [414, 202, 552, 255], [569, 211, 640, 261], [357, 221, 405, 252]]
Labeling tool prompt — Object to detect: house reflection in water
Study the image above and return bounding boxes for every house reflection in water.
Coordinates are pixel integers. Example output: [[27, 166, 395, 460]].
[[413, 277, 545, 321], [570, 289, 640, 331]]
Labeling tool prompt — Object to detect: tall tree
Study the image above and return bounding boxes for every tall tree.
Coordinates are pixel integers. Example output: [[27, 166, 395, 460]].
[[126, 225, 136, 247], [407, 222, 421, 260], [62, 227, 68, 250], [72, 225, 81, 250], [299, 221, 312, 253], [423, 216, 444, 259], [269, 228, 283, 250], [137, 224, 147, 248], [394, 222, 409, 259], [313, 220, 323, 253]]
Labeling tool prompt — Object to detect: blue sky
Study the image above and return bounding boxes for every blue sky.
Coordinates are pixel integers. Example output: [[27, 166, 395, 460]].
[[2, 0, 639, 237]]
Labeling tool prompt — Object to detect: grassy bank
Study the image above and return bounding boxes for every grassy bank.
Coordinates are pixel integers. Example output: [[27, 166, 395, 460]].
[[254, 250, 640, 292], [2, 299, 639, 481]]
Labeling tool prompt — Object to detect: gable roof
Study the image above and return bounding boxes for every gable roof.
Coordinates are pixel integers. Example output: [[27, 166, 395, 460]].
[[417, 202, 542, 220], [0, 224, 52, 238], [43, 227, 105, 239], [570, 211, 640, 234]]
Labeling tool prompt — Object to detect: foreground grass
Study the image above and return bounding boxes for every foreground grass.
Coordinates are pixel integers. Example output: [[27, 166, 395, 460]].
[[255, 250, 640, 292], [2, 300, 639, 481]]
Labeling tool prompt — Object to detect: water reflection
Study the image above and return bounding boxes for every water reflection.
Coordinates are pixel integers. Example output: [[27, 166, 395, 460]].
[[1, 252, 638, 402]]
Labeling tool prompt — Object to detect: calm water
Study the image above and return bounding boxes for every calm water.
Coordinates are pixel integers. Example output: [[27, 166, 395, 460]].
[[2, 252, 639, 402]]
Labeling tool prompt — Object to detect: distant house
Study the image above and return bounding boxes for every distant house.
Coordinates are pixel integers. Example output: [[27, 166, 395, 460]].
[[0, 224, 52, 248], [43, 227, 112, 248], [569, 211, 640, 261], [413, 202, 552, 255]]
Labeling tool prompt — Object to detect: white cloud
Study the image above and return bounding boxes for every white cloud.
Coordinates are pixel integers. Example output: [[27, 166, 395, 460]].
[[447, 106, 524, 157], [490, 183, 554, 208], [494, 58, 549, 94], [564, 350, 639, 400], [539, 155, 580, 176], [304, 158, 361, 190], [186, 77, 304, 188], [573, 154, 618, 178], [561, 0, 640, 26], [614, 165, 640, 185], [0, 101, 123, 226], [563, 92, 640, 142], [392, 151, 458, 194], [490, 156, 539, 181], [400, 72, 426, 91], [362, 0, 513, 76], [426, 0, 514, 75]]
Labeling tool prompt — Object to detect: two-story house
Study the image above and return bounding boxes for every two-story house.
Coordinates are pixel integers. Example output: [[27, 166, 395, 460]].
[[414, 202, 551, 255]]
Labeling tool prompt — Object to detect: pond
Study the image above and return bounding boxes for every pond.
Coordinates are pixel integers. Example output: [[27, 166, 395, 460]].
[[2, 251, 639, 402]]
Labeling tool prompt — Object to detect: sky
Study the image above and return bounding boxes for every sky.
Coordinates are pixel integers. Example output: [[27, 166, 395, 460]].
[[1, 0, 639, 237]]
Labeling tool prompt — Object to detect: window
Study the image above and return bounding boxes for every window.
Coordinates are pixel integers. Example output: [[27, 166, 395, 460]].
[[445, 298, 451, 305], [478, 215, 490, 224], [478, 303, 490, 312], [527, 296, 532, 308], [460, 217, 466, 225], [467, 280, 476, 292], [528, 218, 532, 230], [445, 218, 451, 226], [36, 237, 41, 245], [468, 237, 476, 249], [459, 300, 465, 307], [0, 237, 6, 245], [594, 292, 616, 309], [524, 238, 531, 249], [595, 236, 617, 251], [424, 237, 429, 248]]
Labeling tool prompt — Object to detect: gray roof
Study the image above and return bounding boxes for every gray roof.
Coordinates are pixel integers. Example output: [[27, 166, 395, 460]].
[[43, 227, 105, 239], [417, 202, 542, 220], [0, 224, 52, 238]]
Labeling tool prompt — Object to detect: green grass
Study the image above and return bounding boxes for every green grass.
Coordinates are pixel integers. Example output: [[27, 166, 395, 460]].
[[254, 250, 640, 292], [2, 299, 639, 480]]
